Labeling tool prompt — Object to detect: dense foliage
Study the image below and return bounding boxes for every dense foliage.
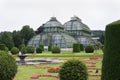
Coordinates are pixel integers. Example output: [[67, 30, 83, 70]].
[[0, 32, 14, 50], [39, 44, 44, 51], [0, 51, 17, 80], [0, 44, 6, 51], [59, 60, 88, 80], [102, 20, 120, 80], [85, 45, 94, 53], [26, 46, 35, 53], [19, 44, 25, 51], [52, 46, 61, 53], [73, 43, 80, 52], [20, 25, 35, 45], [48, 45, 52, 51], [80, 44, 84, 51], [36, 47, 42, 53], [21, 47, 27, 54], [11, 47, 19, 55], [12, 30, 23, 48], [35, 25, 44, 34]]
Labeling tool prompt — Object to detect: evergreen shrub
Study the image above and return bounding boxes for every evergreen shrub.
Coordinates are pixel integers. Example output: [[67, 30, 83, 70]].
[[26, 46, 35, 53], [0, 51, 17, 80], [73, 43, 80, 52], [0, 44, 6, 51], [21, 47, 26, 54], [48, 45, 52, 51], [85, 45, 94, 53], [80, 44, 84, 51], [11, 47, 19, 55], [102, 20, 120, 80], [19, 44, 25, 51], [36, 47, 42, 53], [52, 46, 61, 54], [59, 60, 88, 80], [39, 45, 44, 51]]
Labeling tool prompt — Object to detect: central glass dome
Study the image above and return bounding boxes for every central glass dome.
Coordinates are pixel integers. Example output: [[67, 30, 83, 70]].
[[28, 17, 77, 48]]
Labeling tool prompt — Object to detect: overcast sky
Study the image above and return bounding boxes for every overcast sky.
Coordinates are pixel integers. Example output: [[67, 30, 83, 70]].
[[0, 0, 120, 32]]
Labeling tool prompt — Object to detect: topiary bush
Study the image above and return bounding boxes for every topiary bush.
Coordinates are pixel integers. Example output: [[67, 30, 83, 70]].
[[19, 44, 25, 51], [59, 60, 88, 80], [52, 46, 61, 54], [80, 44, 84, 51], [11, 47, 19, 55], [5, 47, 9, 52], [101, 20, 120, 80], [36, 47, 42, 53], [48, 45, 52, 51], [73, 43, 80, 52], [39, 44, 44, 51], [0, 44, 6, 51], [85, 45, 94, 53], [0, 51, 17, 80], [26, 46, 35, 53], [21, 47, 27, 54]]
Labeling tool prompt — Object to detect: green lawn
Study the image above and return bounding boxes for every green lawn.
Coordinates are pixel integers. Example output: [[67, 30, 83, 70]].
[[14, 50, 103, 80]]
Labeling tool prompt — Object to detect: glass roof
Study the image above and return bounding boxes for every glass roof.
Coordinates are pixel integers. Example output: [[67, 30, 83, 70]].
[[44, 17, 63, 28], [64, 16, 90, 31]]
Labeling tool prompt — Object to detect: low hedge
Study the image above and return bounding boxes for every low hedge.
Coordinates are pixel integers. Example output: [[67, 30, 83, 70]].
[[52, 46, 61, 54]]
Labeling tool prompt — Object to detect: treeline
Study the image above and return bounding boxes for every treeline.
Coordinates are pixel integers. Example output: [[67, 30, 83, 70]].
[[0, 25, 35, 50]]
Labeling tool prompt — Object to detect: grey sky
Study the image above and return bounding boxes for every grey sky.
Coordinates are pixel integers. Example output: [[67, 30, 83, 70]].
[[0, 0, 120, 32]]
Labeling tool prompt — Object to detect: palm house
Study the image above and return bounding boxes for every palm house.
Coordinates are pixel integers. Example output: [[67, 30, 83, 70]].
[[28, 17, 77, 48], [64, 16, 94, 45]]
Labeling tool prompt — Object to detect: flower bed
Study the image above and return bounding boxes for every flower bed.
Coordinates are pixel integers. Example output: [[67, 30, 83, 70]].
[[89, 57, 99, 60], [89, 74, 101, 76], [85, 62, 96, 64], [31, 74, 60, 80], [48, 68, 61, 73]]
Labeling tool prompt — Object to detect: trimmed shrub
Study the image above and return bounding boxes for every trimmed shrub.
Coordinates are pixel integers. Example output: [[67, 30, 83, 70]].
[[26, 46, 35, 53], [73, 43, 80, 52], [0, 44, 6, 51], [11, 47, 19, 55], [19, 44, 25, 51], [85, 45, 94, 53], [48, 45, 52, 51], [21, 47, 27, 54], [59, 60, 88, 80], [0, 51, 17, 80], [36, 47, 42, 53], [101, 20, 120, 80], [5, 47, 9, 52], [39, 44, 44, 51], [80, 44, 84, 51], [52, 46, 61, 54]]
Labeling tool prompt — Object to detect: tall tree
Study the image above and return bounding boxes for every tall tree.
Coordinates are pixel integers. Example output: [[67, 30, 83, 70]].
[[0, 31, 14, 50], [35, 24, 44, 34], [20, 25, 35, 45], [12, 30, 23, 48]]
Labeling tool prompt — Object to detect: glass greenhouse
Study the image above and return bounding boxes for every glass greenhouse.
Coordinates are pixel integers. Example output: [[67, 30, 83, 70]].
[[28, 17, 77, 48], [64, 16, 94, 45]]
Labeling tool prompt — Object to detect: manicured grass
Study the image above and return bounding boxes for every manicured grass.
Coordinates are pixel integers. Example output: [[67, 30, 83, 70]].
[[14, 64, 59, 80], [14, 50, 103, 80], [26, 50, 103, 58]]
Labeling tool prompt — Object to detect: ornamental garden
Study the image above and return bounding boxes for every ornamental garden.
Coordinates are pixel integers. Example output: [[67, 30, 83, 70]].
[[0, 18, 120, 80]]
